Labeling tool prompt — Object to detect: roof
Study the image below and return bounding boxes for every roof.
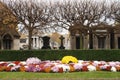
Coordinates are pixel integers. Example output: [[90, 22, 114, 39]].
[[0, 28, 20, 38]]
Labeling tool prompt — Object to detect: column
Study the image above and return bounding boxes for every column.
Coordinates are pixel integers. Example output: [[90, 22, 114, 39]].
[[71, 36, 76, 49], [36, 37, 39, 48], [115, 34, 119, 49], [33, 37, 35, 48], [106, 35, 110, 49]]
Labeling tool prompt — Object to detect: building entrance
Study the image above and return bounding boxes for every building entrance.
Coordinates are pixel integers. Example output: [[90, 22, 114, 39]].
[[3, 34, 13, 49], [76, 36, 80, 49], [118, 37, 120, 49], [98, 37, 106, 49]]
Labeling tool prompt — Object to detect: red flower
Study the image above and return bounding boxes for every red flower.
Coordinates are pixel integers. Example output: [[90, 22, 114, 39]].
[[58, 67, 63, 73], [106, 66, 111, 71], [5, 66, 11, 72], [82, 66, 88, 71], [14, 61, 20, 65], [0, 63, 7, 66]]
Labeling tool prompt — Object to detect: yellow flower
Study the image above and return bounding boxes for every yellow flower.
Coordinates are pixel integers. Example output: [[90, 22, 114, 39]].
[[61, 56, 78, 64]]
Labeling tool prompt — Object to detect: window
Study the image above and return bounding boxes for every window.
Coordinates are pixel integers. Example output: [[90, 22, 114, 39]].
[[20, 39, 26, 43]]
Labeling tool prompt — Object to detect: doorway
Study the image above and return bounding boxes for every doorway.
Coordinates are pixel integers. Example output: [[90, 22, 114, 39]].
[[98, 37, 106, 49], [76, 36, 80, 49], [3, 34, 13, 49], [118, 37, 120, 49]]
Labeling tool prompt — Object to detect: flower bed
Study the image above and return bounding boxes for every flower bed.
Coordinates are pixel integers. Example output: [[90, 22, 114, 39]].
[[0, 57, 120, 73]]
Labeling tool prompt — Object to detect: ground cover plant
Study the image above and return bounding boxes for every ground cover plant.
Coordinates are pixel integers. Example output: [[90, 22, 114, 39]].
[[0, 56, 120, 80], [0, 57, 120, 73]]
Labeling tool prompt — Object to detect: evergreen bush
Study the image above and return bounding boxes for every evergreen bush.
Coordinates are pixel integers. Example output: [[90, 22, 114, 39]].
[[0, 50, 120, 61]]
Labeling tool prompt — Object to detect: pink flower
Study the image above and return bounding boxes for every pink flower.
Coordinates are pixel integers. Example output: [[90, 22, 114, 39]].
[[109, 62, 116, 67], [73, 63, 83, 71], [26, 57, 41, 65], [51, 65, 59, 72]]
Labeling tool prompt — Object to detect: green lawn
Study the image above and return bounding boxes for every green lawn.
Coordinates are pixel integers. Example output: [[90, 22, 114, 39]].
[[0, 71, 120, 79]]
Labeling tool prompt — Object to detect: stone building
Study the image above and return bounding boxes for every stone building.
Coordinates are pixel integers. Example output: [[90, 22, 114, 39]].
[[0, 2, 20, 50], [69, 23, 120, 49], [20, 32, 71, 50]]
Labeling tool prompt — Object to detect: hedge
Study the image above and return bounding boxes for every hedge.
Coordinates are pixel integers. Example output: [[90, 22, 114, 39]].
[[0, 50, 120, 61]]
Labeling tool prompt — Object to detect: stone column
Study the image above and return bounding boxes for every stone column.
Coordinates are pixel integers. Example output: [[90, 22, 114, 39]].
[[32, 37, 35, 48], [105, 35, 110, 49], [35, 37, 37, 48], [93, 34, 95, 49], [70, 36, 76, 49], [83, 35, 89, 49], [36, 37, 39, 48], [115, 34, 118, 49]]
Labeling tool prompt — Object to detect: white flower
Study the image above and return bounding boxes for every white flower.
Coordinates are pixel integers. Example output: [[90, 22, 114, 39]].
[[57, 64, 70, 72], [11, 65, 20, 71], [78, 60, 84, 64], [93, 61, 101, 66], [111, 67, 117, 72], [62, 64, 70, 72], [87, 65, 96, 71], [19, 61, 26, 65], [7, 63, 16, 67]]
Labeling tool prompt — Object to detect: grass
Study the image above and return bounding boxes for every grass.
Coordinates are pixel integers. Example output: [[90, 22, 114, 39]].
[[0, 71, 120, 79]]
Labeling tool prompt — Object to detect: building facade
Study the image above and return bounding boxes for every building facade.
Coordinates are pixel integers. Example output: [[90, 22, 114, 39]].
[[0, 2, 20, 50], [69, 23, 120, 49], [20, 33, 71, 50]]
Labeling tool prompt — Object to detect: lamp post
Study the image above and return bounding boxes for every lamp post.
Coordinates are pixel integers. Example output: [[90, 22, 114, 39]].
[[59, 35, 65, 49]]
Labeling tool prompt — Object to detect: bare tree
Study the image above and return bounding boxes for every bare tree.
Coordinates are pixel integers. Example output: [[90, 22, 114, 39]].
[[51, 0, 108, 49], [2, 0, 52, 50], [105, 1, 120, 49], [110, 1, 120, 24]]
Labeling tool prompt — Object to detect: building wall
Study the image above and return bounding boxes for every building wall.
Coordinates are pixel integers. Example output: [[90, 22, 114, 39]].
[[115, 34, 120, 49], [69, 33, 120, 50], [13, 38, 20, 50]]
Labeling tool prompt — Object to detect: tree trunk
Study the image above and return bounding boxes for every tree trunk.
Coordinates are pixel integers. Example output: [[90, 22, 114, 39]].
[[28, 29, 33, 50]]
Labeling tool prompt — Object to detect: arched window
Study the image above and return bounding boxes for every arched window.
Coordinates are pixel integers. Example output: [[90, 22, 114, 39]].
[[3, 34, 13, 49]]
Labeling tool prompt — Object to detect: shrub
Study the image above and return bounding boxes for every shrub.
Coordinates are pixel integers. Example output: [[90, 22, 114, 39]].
[[0, 50, 120, 61]]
